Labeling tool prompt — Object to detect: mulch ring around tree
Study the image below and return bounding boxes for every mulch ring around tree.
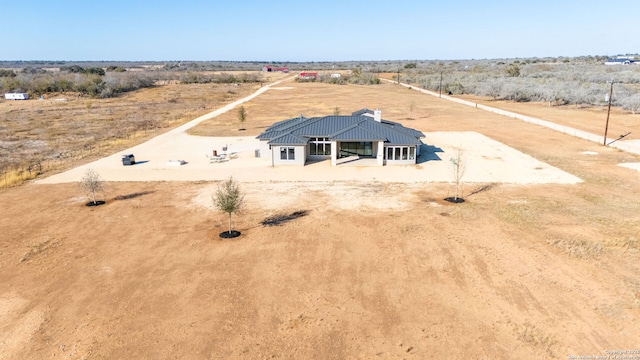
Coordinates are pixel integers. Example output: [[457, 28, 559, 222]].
[[85, 201, 106, 207], [219, 230, 241, 239], [443, 197, 465, 204]]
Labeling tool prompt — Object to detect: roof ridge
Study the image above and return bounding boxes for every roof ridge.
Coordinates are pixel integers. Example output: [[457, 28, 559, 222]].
[[357, 119, 389, 138], [328, 122, 360, 138]]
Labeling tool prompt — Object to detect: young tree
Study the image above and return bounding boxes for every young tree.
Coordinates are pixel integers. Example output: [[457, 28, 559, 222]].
[[79, 168, 105, 205], [238, 105, 247, 130], [449, 148, 466, 202], [213, 177, 245, 236]]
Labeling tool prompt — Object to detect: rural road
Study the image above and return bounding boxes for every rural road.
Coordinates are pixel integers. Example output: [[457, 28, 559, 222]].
[[164, 75, 297, 135]]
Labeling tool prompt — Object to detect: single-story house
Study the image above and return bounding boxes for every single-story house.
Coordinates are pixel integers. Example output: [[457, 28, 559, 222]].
[[256, 109, 425, 166], [4, 93, 28, 100], [605, 58, 635, 65]]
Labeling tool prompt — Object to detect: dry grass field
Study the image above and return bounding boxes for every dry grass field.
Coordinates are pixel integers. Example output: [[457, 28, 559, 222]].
[[1, 76, 640, 359], [0, 72, 288, 188]]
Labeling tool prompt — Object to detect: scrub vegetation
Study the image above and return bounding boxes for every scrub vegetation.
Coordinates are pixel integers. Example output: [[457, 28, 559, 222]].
[[0, 64, 263, 99], [396, 57, 640, 112]]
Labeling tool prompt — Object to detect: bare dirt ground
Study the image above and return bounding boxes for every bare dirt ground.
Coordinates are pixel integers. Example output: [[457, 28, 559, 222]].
[[2, 79, 640, 359]]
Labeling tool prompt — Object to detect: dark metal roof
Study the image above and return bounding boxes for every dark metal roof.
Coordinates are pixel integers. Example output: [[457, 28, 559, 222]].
[[257, 109, 424, 146], [292, 116, 361, 137], [359, 120, 421, 145], [267, 133, 308, 145], [330, 124, 386, 141]]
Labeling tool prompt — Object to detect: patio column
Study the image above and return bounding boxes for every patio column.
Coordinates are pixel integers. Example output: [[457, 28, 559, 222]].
[[376, 141, 384, 166], [331, 142, 337, 166]]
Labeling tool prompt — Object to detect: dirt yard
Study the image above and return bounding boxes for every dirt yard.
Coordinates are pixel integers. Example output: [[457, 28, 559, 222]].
[[1, 78, 639, 359]]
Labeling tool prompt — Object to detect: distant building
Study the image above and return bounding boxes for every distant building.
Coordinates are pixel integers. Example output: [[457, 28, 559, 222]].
[[298, 72, 318, 80], [262, 66, 289, 73], [605, 58, 635, 65], [4, 93, 28, 100]]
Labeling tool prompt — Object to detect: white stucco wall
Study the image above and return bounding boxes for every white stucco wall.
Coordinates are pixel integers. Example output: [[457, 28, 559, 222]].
[[258, 140, 271, 159], [272, 145, 306, 166]]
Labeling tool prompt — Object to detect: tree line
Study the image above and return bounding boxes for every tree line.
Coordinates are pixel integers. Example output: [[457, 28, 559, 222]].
[[0, 65, 262, 98], [2, 58, 639, 111]]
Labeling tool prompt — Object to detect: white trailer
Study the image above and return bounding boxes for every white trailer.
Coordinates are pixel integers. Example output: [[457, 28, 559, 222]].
[[4, 93, 29, 100]]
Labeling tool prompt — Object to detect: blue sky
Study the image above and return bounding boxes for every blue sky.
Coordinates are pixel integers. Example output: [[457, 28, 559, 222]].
[[2, 0, 638, 61]]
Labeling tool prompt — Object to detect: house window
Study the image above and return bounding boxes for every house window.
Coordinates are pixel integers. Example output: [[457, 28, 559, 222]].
[[338, 142, 373, 158], [309, 137, 331, 156], [280, 147, 295, 160], [386, 146, 416, 161]]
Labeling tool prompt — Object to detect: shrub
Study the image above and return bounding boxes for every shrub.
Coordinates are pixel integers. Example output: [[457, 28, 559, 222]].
[[0, 69, 16, 78]]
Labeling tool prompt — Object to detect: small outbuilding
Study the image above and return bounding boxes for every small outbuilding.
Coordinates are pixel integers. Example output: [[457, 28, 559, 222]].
[[298, 72, 318, 80], [4, 93, 28, 100], [263, 66, 290, 73]]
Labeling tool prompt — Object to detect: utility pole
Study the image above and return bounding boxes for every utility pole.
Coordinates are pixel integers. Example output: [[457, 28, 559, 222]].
[[603, 80, 614, 146], [439, 71, 443, 98]]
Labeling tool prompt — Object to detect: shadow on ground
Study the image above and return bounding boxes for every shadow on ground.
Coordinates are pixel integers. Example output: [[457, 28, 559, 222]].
[[417, 144, 444, 164], [261, 210, 309, 226], [114, 191, 156, 201]]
